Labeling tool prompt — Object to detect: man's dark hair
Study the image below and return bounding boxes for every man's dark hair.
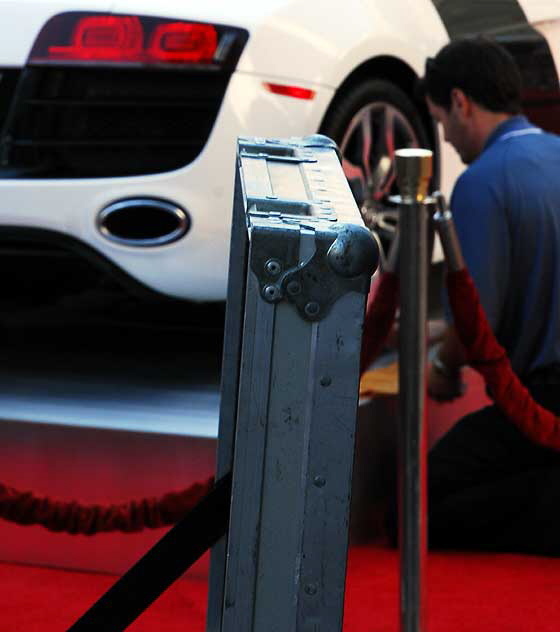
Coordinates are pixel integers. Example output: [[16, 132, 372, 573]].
[[417, 38, 522, 114]]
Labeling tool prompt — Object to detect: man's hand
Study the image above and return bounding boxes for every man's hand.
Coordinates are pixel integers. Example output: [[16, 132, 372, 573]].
[[427, 327, 467, 401], [427, 362, 465, 401]]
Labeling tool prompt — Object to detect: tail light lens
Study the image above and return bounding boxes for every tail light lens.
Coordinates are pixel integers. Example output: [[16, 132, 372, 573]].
[[48, 16, 144, 62], [148, 22, 217, 63], [29, 13, 228, 66]]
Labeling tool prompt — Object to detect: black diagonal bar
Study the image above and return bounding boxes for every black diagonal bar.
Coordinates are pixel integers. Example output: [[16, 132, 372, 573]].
[[68, 472, 232, 632]]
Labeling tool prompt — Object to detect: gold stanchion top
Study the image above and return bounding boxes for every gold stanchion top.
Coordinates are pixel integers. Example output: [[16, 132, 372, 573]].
[[395, 148, 433, 203]]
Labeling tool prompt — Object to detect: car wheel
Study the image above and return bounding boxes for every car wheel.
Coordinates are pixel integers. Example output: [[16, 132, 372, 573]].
[[321, 79, 431, 249]]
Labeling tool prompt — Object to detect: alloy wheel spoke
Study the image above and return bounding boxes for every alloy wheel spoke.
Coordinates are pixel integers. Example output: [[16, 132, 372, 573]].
[[360, 113, 374, 184], [340, 100, 421, 211], [384, 106, 396, 159], [371, 107, 397, 199]]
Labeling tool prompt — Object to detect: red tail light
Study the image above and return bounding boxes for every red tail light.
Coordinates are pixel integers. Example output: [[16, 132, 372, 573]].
[[48, 16, 144, 61], [29, 13, 221, 66], [148, 23, 217, 63]]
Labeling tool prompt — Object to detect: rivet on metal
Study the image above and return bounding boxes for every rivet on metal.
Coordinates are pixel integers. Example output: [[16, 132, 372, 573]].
[[314, 476, 326, 488], [304, 301, 320, 317], [304, 583, 318, 596], [320, 376, 332, 387], [265, 259, 282, 276], [287, 280, 302, 296], [263, 284, 281, 302]]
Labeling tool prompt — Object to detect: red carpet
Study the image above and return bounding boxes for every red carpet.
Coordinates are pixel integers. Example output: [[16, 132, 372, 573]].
[[2, 546, 559, 631]]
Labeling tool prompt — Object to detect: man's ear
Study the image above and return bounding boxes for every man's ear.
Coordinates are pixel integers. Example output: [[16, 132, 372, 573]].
[[450, 88, 472, 118]]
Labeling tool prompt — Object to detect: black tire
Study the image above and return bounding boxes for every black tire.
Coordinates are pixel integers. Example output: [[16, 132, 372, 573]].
[[321, 79, 444, 318], [320, 79, 431, 241]]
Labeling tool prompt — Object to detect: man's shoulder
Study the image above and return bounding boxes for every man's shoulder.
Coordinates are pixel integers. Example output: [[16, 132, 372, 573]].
[[461, 130, 560, 182], [492, 128, 560, 167], [508, 129, 560, 162], [454, 153, 499, 193]]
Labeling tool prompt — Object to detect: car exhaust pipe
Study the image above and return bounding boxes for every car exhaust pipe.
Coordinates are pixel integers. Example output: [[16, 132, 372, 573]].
[[98, 198, 190, 247]]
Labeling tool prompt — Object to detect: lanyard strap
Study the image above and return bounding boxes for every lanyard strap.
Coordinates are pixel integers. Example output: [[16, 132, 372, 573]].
[[499, 127, 543, 142]]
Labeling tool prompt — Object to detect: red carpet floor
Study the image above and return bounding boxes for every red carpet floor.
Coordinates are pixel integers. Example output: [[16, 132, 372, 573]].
[[1, 546, 559, 631]]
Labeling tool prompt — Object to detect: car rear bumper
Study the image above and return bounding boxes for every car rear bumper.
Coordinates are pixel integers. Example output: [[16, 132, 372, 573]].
[[0, 71, 334, 300]]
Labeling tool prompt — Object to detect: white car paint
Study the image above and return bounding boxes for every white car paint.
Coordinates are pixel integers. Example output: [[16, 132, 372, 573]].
[[519, 0, 560, 24], [0, 0, 558, 300]]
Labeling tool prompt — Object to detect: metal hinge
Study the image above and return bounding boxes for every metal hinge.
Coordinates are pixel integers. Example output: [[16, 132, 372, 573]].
[[250, 221, 378, 322]]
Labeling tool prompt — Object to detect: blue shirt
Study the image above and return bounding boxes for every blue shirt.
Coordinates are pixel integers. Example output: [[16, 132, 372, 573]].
[[449, 115, 560, 376]]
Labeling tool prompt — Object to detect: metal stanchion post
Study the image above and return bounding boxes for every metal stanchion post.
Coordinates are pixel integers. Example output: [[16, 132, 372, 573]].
[[432, 191, 465, 272], [384, 230, 400, 274], [394, 148, 433, 632]]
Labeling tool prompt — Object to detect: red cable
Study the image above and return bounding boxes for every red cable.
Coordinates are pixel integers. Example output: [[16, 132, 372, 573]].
[[447, 268, 560, 450], [360, 271, 399, 373], [0, 477, 214, 535]]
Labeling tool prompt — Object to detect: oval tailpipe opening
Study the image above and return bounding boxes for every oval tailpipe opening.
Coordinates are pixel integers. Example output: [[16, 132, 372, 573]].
[[98, 198, 190, 247]]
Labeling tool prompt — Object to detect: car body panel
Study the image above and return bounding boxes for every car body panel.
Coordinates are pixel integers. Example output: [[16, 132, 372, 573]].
[[0, 0, 558, 299], [519, 0, 560, 23], [110, 0, 448, 87], [0, 71, 334, 299], [535, 19, 560, 72], [232, 0, 449, 89], [0, 0, 115, 64]]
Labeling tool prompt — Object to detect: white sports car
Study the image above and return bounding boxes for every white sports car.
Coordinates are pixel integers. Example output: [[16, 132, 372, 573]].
[[0, 0, 559, 302]]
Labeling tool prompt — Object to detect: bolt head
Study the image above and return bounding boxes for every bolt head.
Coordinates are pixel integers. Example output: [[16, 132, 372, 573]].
[[287, 280, 302, 296], [314, 475, 326, 488], [304, 301, 320, 317], [265, 259, 282, 276], [263, 284, 281, 302]]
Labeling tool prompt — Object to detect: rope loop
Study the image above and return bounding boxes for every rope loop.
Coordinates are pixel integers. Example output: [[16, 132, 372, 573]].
[[447, 268, 560, 451], [0, 477, 215, 535], [360, 271, 399, 374]]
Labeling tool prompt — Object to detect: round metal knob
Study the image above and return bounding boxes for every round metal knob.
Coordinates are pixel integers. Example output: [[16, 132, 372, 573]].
[[395, 148, 433, 203], [326, 224, 379, 278]]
